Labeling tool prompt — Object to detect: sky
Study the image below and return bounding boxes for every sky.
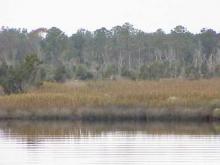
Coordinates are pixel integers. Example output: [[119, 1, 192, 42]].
[[0, 0, 220, 35]]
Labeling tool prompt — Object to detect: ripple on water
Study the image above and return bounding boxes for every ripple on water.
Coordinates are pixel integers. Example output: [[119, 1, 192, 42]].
[[0, 121, 220, 165]]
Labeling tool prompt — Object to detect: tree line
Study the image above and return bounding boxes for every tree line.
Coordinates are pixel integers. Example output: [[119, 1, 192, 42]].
[[0, 23, 220, 93]]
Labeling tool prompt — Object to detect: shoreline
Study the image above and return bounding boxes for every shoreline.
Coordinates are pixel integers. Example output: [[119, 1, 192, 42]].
[[0, 106, 219, 121], [1, 120, 220, 137]]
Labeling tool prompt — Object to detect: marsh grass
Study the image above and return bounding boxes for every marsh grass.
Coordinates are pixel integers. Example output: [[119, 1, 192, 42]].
[[0, 79, 220, 120]]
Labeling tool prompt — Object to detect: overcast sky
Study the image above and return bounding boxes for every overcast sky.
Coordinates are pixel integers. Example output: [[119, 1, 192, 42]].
[[0, 0, 220, 35]]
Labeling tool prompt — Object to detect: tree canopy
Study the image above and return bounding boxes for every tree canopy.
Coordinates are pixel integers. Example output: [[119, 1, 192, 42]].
[[0, 23, 220, 87]]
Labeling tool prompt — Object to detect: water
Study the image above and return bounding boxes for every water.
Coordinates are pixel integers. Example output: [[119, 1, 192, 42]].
[[0, 121, 220, 165]]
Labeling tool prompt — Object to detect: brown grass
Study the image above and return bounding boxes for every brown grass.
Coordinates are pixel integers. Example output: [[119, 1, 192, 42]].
[[0, 79, 220, 120]]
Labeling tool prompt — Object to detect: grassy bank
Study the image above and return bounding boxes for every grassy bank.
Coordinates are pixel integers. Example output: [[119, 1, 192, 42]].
[[0, 79, 220, 121]]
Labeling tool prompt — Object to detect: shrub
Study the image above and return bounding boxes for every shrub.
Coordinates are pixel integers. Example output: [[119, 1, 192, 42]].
[[121, 68, 137, 80], [185, 66, 200, 79], [0, 54, 42, 94], [75, 64, 94, 80], [103, 65, 118, 78], [54, 65, 69, 82]]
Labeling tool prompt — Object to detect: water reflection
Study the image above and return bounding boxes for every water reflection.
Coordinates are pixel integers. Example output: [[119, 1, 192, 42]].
[[0, 121, 220, 165], [0, 121, 219, 138]]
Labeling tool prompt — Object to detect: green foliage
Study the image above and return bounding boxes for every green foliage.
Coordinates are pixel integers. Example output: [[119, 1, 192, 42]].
[[185, 66, 200, 79], [69, 29, 92, 63], [172, 25, 188, 34], [54, 65, 69, 82], [0, 54, 42, 94], [103, 65, 118, 78], [41, 27, 67, 62], [75, 64, 94, 80], [201, 62, 210, 78], [121, 68, 137, 80], [139, 62, 171, 80], [1, 24, 220, 81], [200, 29, 218, 57]]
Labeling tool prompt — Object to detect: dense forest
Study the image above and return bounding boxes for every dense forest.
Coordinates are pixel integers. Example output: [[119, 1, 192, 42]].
[[0, 23, 220, 93]]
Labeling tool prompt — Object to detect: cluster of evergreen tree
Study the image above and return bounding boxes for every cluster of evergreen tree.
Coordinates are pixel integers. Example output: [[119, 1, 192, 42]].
[[0, 23, 220, 86]]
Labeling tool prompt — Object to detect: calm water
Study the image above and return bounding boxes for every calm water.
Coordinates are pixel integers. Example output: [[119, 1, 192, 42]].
[[0, 121, 220, 165]]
